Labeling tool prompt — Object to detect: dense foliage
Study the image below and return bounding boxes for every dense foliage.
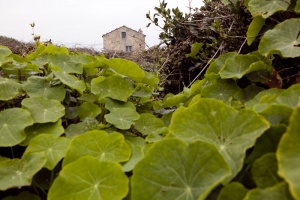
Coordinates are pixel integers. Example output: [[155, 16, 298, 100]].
[[0, 0, 300, 199]]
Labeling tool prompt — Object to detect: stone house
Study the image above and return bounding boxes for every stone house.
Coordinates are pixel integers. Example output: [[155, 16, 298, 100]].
[[102, 26, 146, 52]]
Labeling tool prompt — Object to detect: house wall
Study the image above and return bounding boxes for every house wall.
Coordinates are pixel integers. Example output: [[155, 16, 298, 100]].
[[102, 26, 145, 52]]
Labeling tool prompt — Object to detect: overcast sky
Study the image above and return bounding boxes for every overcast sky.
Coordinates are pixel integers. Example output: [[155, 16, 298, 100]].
[[0, 0, 204, 50]]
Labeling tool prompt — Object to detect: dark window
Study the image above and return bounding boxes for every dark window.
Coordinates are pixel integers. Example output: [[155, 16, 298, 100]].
[[126, 46, 132, 52], [121, 32, 126, 38]]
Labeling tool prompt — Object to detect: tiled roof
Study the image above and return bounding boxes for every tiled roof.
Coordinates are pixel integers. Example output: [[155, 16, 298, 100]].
[[102, 25, 145, 37]]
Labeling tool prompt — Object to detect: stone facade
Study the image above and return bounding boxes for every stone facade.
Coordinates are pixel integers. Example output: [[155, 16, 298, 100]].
[[102, 26, 146, 52]]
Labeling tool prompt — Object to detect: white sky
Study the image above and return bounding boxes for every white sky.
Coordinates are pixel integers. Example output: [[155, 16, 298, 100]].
[[0, 0, 203, 50]]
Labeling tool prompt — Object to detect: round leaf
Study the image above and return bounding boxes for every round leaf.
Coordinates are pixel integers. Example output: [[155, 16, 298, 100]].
[[134, 113, 165, 135], [277, 106, 300, 199], [252, 153, 283, 188], [24, 134, 70, 170], [50, 54, 83, 74], [244, 182, 294, 200], [0, 108, 33, 147], [48, 156, 129, 200], [0, 78, 22, 101], [23, 119, 64, 145], [91, 75, 133, 102], [78, 102, 101, 120], [0, 153, 46, 190], [63, 130, 131, 166], [105, 58, 145, 82], [22, 76, 66, 101], [217, 182, 248, 200], [248, 0, 290, 18], [52, 68, 86, 94], [105, 108, 139, 130], [22, 97, 65, 123], [169, 98, 270, 182], [259, 18, 300, 58], [131, 139, 231, 200]]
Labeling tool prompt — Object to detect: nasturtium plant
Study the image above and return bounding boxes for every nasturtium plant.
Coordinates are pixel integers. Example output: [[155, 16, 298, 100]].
[[247, 16, 265, 45], [247, 0, 290, 18], [0, 153, 46, 191], [131, 139, 231, 200], [277, 106, 300, 200], [24, 134, 70, 170], [251, 153, 283, 188], [104, 58, 145, 82], [22, 76, 66, 101], [200, 79, 240, 104], [48, 156, 129, 200], [23, 119, 64, 145], [217, 182, 248, 200], [0, 108, 33, 147], [78, 101, 101, 120], [22, 97, 65, 123], [51, 68, 86, 94], [104, 108, 140, 129], [134, 113, 165, 135], [91, 75, 133, 102], [169, 98, 270, 181], [259, 18, 300, 58], [49, 54, 83, 74], [243, 182, 294, 200], [0, 78, 22, 101], [63, 130, 131, 166], [0, 45, 13, 65]]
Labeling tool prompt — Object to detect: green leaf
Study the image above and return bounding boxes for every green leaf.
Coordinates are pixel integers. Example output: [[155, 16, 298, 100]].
[[252, 153, 283, 188], [259, 104, 293, 125], [22, 76, 66, 101], [24, 134, 70, 170], [0, 78, 22, 101], [122, 139, 145, 172], [244, 88, 283, 111], [0, 152, 46, 191], [63, 130, 131, 166], [247, 16, 266, 45], [131, 139, 231, 200], [205, 52, 238, 80], [105, 108, 139, 129], [52, 69, 86, 94], [0, 45, 13, 65], [91, 75, 133, 102], [186, 42, 203, 59], [23, 119, 64, 145], [169, 98, 270, 182], [219, 55, 264, 79], [2, 191, 40, 200], [244, 182, 294, 200], [22, 97, 65, 123], [234, 85, 265, 104], [50, 54, 83, 74], [48, 156, 129, 200], [134, 113, 165, 135], [277, 106, 300, 200], [217, 182, 248, 200], [275, 83, 300, 108], [0, 108, 33, 147], [104, 98, 136, 112], [246, 125, 286, 164], [201, 79, 240, 103], [78, 102, 101, 120], [248, 0, 290, 18], [295, 0, 300, 13], [105, 58, 145, 82], [259, 18, 300, 58]]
